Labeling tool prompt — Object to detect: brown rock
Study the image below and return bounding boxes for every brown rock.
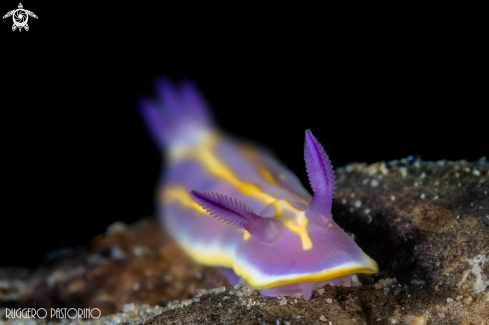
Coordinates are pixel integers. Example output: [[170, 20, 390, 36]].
[[0, 219, 228, 317], [1, 158, 488, 325]]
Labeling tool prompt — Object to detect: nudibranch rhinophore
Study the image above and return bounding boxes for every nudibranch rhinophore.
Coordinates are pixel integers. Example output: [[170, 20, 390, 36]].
[[138, 78, 378, 300]]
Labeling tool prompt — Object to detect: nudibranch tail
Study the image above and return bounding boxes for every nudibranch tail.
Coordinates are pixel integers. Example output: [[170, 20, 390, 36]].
[[137, 78, 212, 149], [304, 129, 337, 228], [137, 97, 172, 149], [190, 190, 284, 244], [179, 78, 213, 126]]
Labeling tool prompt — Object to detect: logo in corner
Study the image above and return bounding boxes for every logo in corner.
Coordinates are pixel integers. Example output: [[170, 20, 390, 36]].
[[3, 3, 37, 32]]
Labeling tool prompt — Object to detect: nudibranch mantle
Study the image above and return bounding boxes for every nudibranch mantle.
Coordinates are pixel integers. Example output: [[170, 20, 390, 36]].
[[139, 78, 378, 300]]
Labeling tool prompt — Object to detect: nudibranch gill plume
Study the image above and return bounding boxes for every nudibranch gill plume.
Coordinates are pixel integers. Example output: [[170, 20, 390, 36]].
[[138, 78, 378, 300]]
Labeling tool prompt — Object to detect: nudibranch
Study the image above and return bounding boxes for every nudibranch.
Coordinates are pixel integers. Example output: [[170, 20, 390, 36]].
[[138, 78, 378, 300]]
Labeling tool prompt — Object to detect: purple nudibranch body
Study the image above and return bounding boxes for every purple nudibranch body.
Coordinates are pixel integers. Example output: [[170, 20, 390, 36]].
[[138, 78, 378, 300]]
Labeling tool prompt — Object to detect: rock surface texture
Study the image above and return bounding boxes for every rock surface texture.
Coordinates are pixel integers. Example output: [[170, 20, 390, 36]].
[[1, 158, 488, 325]]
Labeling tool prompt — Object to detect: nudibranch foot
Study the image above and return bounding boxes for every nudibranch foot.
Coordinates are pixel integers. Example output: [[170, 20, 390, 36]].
[[259, 274, 362, 300], [218, 267, 241, 286], [219, 268, 363, 301]]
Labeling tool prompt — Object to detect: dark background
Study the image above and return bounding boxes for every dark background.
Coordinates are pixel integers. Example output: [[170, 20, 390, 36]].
[[1, 4, 486, 267]]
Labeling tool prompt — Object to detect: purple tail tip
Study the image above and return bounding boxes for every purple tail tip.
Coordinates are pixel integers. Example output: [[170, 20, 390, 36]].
[[137, 77, 212, 148]]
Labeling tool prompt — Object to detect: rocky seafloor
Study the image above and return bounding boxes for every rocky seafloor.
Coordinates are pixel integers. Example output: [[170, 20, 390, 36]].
[[1, 158, 488, 325]]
